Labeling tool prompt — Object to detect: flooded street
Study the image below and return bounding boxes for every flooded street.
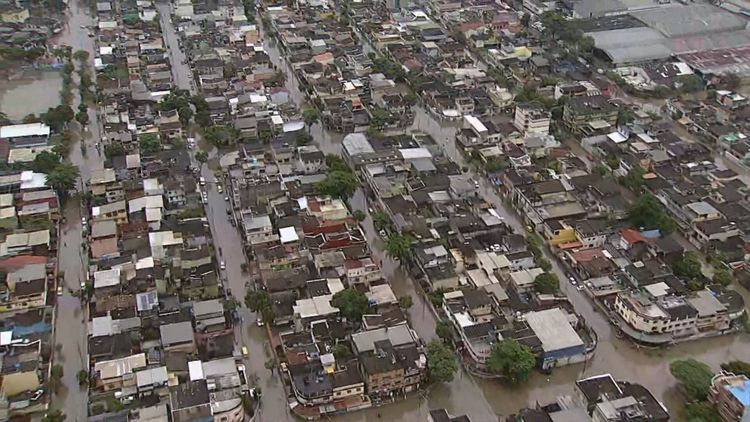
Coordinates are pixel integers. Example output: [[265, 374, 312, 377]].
[[52, 199, 89, 422]]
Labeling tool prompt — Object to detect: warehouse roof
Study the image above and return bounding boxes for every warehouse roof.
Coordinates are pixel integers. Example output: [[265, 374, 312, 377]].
[[525, 308, 584, 352]]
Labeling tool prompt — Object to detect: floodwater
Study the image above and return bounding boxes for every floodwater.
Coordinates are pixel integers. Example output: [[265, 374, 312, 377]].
[[258, 20, 750, 422], [0, 71, 62, 120]]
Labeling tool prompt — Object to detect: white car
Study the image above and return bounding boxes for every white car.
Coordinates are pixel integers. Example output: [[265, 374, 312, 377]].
[[220, 261, 226, 270], [81, 217, 87, 226]]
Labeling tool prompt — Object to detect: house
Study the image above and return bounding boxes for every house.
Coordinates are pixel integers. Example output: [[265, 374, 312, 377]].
[[709, 372, 750, 422], [514, 104, 550, 136], [159, 321, 195, 353], [575, 374, 670, 421], [563, 95, 618, 135], [525, 308, 586, 370], [169, 380, 212, 422]]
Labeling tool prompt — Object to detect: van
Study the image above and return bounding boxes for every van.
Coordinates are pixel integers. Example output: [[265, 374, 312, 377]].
[[242, 346, 249, 358]]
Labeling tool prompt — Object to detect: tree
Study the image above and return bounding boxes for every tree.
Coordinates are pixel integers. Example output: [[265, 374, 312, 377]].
[[245, 290, 275, 325], [621, 164, 646, 193], [436, 320, 453, 343], [195, 150, 208, 163], [294, 131, 313, 146], [325, 154, 351, 173], [537, 258, 552, 272], [721, 360, 750, 378], [385, 233, 413, 263], [672, 251, 703, 280], [41, 105, 74, 132], [616, 108, 634, 127], [398, 295, 413, 309], [331, 288, 369, 322], [426, 340, 458, 383], [73, 50, 89, 62], [670, 359, 713, 401], [139, 134, 161, 153], [302, 107, 321, 131], [32, 150, 61, 173], [77, 370, 89, 386], [372, 211, 392, 231], [332, 343, 350, 360], [104, 143, 125, 158], [628, 195, 677, 234], [684, 401, 721, 422], [487, 339, 536, 384], [593, 165, 608, 176], [177, 105, 194, 125], [521, 12, 530, 28], [352, 210, 366, 221], [370, 107, 394, 129], [204, 125, 240, 147], [713, 268, 734, 287], [75, 110, 89, 126], [317, 170, 358, 200], [42, 409, 66, 422], [46, 162, 79, 198], [533, 272, 559, 294], [679, 74, 704, 93]]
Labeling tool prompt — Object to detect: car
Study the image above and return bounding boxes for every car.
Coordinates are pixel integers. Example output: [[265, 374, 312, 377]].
[[30, 389, 43, 401], [220, 261, 226, 270], [217, 184, 223, 193], [224, 196, 229, 201], [256, 316, 264, 327], [81, 217, 87, 226], [199, 176, 206, 186], [241, 346, 249, 358], [57, 285, 63, 296]]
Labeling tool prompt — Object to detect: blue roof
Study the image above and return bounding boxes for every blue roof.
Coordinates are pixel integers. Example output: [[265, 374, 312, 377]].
[[729, 382, 750, 406]]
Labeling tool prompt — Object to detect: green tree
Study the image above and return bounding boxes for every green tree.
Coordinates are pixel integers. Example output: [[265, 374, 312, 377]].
[[46, 162, 79, 198], [426, 340, 458, 383], [325, 154, 351, 173], [537, 258, 552, 272], [41, 105, 75, 132], [331, 288, 369, 322], [487, 339, 536, 384], [533, 272, 559, 294], [670, 359, 713, 401], [684, 401, 721, 422], [204, 125, 240, 146], [32, 150, 61, 173], [679, 74, 704, 93], [195, 150, 208, 163], [294, 131, 313, 146], [721, 360, 750, 378], [245, 290, 275, 325], [436, 320, 453, 343], [385, 233, 413, 263], [628, 195, 677, 234], [77, 369, 89, 386], [352, 210, 366, 221], [104, 143, 125, 158], [139, 134, 161, 153], [332, 343, 350, 360], [75, 110, 89, 126], [73, 50, 89, 62], [372, 211, 392, 231], [302, 107, 321, 131], [713, 268, 734, 286], [317, 170, 358, 200], [177, 105, 194, 125], [42, 409, 66, 422], [370, 107, 394, 129], [398, 295, 413, 309], [621, 164, 646, 193], [672, 251, 703, 280]]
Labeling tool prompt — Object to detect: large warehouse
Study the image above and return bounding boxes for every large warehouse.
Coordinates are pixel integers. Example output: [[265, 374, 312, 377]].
[[581, 1, 750, 75]]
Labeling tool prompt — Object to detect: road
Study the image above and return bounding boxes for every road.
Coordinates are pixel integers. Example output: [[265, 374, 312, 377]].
[[49, 0, 104, 419]]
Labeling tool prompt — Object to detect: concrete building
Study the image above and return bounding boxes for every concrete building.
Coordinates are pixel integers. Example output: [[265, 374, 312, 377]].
[[514, 104, 550, 136], [710, 372, 750, 422], [524, 308, 587, 370]]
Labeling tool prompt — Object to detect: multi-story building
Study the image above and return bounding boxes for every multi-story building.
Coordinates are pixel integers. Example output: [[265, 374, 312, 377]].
[[514, 104, 551, 136], [710, 372, 750, 422]]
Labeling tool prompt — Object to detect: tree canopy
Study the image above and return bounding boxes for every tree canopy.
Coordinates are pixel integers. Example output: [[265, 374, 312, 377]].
[[245, 290, 275, 324], [426, 340, 458, 383], [302, 107, 321, 130], [628, 194, 677, 234], [317, 170, 358, 200], [32, 150, 61, 173], [435, 320, 453, 343], [487, 339, 536, 384], [139, 134, 161, 153], [104, 143, 125, 159], [325, 154, 351, 173], [683, 401, 721, 422], [331, 288, 369, 322], [46, 162, 79, 198], [670, 359, 713, 401], [533, 272, 559, 294], [672, 251, 703, 280], [713, 268, 734, 287], [41, 105, 74, 132], [385, 233, 413, 263], [721, 360, 750, 378]]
